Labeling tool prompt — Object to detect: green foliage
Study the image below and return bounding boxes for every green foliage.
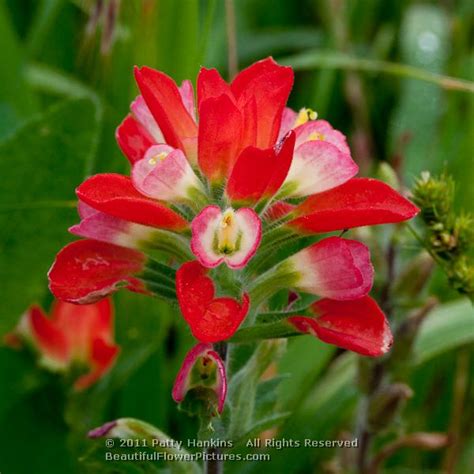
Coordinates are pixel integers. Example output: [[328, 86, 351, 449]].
[[0, 2, 39, 137], [0, 98, 100, 335]]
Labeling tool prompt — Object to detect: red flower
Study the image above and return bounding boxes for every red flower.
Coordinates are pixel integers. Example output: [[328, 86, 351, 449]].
[[176, 261, 249, 342], [288, 296, 392, 357], [48, 57, 420, 360], [5, 298, 119, 389]]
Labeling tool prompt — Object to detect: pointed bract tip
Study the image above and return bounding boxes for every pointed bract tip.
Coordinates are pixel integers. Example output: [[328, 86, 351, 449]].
[[88, 420, 118, 438]]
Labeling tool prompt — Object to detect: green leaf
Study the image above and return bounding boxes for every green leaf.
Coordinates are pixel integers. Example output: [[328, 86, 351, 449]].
[[277, 337, 335, 409], [279, 51, 473, 93], [0, 385, 75, 474], [233, 412, 291, 448], [148, 0, 200, 83], [388, 5, 451, 181], [25, 0, 64, 57], [0, 347, 46, 420], [413, 299, 474, 365], [0, 98, 100, 336], [254, 374, 289, 420], [227, 341, 285, 439], [0, 2, 39, 137]]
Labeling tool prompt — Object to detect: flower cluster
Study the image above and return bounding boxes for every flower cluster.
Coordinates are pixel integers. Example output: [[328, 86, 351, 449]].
[[47, 58, 418, 409]]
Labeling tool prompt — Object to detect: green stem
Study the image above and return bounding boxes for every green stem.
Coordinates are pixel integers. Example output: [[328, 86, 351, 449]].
[[142, 262, 176, 286], [0, 200, 77, 211], [280, 51, 474, 93], [406, 223, 445, 268], [229, 321, 300, 343], [145, 231, 193, 262], [247, 261, 298, 310], [140, 281, 176, 301]]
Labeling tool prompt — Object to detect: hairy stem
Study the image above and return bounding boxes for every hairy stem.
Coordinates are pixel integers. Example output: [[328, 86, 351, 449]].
[[204, 342, 227, 474]]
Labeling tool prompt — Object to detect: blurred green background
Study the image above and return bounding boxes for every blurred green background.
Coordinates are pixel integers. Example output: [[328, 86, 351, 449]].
[[0, 1, 473, 473]]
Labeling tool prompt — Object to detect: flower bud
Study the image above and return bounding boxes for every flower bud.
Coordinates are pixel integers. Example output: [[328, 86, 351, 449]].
[[172, 343, 227, 415]]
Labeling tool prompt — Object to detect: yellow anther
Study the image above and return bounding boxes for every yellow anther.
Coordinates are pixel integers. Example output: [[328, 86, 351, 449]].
[[307, 109, 318, 120], [294, 108, 318, 127], [308, 132, 325, 141], [148, 151, 168, 165], [220, 210, 234, 228], [217, 209, 236, 253]]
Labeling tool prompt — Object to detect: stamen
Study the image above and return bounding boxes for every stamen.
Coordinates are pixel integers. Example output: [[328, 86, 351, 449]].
[[308, 131, 325, 141], [148, 151, 168, 165], [294, 108, 318, 127], [217, 209, 236, 254]]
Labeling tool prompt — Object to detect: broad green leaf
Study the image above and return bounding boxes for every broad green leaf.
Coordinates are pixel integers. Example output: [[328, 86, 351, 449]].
[[0, 2, 38, 137], [413, 299, 474, 365], [277, 337, 335, 409], [0, 386, 75, 474], [0, 347, 47, 420], [0, 98, 100, 336]]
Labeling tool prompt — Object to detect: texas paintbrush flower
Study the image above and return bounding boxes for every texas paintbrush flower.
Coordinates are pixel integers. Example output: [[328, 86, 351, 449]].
[[47, 57, 419, 411], [4, 298, 119, 390]]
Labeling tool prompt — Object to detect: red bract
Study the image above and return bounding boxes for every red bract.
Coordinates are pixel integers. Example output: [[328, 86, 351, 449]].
[[134, 66, 198, 160], [116, 114, 155, 165], [288, 296, 392, 357], [176, 262, 249, 342], [226, 131, 295, 204], [77, 174, 188, 231], [196, 58, 294, 183], [284, 236, 373, 300], [198, 93, 244, 182], [48, 240, 147, 304], [6, 298, 119, 390], [289, 178, 420, 233]]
